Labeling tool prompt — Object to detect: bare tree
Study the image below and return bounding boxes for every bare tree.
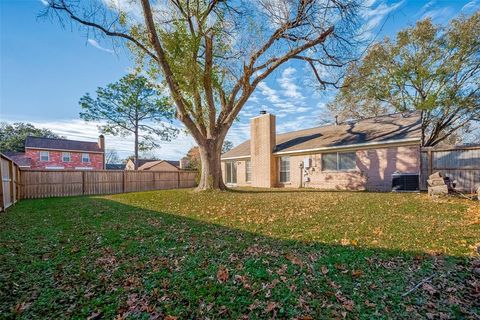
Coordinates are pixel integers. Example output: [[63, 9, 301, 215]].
[[44, 0, 360, 190], [105, 149, 121, 164]]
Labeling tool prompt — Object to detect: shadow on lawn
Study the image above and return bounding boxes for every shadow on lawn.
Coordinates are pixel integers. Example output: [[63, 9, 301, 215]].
[[0, 196, 478, 320]]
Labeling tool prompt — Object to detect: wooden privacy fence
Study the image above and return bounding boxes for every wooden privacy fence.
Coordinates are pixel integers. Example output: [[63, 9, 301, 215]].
[[20, 170, 197, 199], [420, 145, 480, 193], [0, 154, 20, 211]]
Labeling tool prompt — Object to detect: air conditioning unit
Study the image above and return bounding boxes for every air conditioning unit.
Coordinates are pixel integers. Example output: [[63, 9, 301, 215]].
[[392, 173, 419, 192]]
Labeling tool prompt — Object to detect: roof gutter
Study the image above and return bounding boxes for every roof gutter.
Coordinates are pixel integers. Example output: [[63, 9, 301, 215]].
[[273, 137, 421, 156], [221, 137, 420, 160], [221, 155, 251, 161]]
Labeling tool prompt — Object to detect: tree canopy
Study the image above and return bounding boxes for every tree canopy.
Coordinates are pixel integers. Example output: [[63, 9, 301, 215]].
[[45, 0, 361, 189], [0, 122, 62, 153], [79, 74, 178, 169], [329, 13, 480, 146]]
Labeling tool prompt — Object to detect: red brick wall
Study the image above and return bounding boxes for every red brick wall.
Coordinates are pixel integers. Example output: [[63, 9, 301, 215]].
[[25, 149, 104, 170]]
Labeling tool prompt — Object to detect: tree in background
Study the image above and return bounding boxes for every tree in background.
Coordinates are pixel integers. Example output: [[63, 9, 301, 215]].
[[0, 122, 61, 153], [46, 0, 360, 190], [105, 149, 121, 164], [79, 74, 178, 170], [222, 140, 234, 154], [328, 13, 480, 146], [183, 147, 201, 171]]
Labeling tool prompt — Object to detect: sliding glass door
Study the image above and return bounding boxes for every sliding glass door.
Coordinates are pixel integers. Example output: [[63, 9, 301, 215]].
[[225, 161, 237, 184]]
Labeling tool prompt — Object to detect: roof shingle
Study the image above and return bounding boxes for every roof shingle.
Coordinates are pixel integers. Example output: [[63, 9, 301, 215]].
[[25, 136, 103, 153], [222, 111, 422, 159]]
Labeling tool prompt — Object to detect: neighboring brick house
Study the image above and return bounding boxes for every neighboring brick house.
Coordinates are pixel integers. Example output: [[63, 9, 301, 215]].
[[221, 111, 422, 191], [15, 135, 106, 170], [125, 159, 181, 171]]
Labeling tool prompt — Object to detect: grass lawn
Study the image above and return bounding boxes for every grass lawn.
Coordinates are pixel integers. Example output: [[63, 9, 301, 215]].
[[1, 189, 479, 319]]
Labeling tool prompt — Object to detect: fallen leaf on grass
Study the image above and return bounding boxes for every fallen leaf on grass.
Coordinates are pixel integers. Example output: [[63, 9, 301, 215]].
[[321, 266, 329, 275], [13, 302, 31, 315], [286, 253, 303, 266], [87, 311, 102, 320], [264, 301, 278, 313], [248, 300, 260, 311], [343, 300, 355, 311], [422, 283, 437, 295], [351, 270, 364, 278], [217, 265, 229, 283], [218, 305, 229, 316], [364, 300, 376, 308]]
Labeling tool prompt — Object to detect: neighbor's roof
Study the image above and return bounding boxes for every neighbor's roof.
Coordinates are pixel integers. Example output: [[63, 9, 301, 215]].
[[25, 136, 103, 153], [138, 159, 180, 170], [222, 111, 422, 159], [106, 163, 126, 170], [2, 152, 32, 167]]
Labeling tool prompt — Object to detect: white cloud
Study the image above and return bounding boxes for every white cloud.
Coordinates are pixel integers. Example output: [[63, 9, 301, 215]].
[[421, 6, 455, 22], [87, 39, 114, 54], [359, 0, 404, 40], [461, 0, 479, 12], [40, 0, 49, 6], [277, 67, 304, 100], [257, 81, 281, 103]]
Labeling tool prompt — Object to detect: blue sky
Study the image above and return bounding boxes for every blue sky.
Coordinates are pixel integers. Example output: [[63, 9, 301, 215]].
[[0, 0, 478, 160]]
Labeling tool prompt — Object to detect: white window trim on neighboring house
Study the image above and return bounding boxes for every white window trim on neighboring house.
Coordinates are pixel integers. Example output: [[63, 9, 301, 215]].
[[279, 156, 290, 183], [82, 153, 90, 163], [321, 152, 357, 171], [40, 151, 49, 161], [75, 167, 93, 170], [45, 166, 64, 170], [62, 152, 71, 162]]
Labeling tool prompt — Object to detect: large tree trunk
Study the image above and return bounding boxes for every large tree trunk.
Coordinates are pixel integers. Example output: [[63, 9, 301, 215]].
[[196, 138, 227, 191]]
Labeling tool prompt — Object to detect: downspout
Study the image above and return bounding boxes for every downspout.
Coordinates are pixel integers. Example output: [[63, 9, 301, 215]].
[[299, 162, 304, 188]]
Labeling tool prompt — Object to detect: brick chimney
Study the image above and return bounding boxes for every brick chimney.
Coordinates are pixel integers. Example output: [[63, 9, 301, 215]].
[[98, 135, 105, 151], [250, 111, 276, 187]]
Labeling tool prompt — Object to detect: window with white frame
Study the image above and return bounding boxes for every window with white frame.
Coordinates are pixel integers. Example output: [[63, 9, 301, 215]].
[[40, 151, 49, 161], [279, 156, 290, 183], [322, 152, 356, 171], [225, 161, 237, 184], [62, 152, 71, 162], [82, 153, 90, 163], [245, 160, 252, 182]]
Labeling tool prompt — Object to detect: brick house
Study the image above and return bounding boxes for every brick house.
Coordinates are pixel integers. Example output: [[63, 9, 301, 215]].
[[15, 135, 106, 170], [221, 111, 422, 191], [125, 159, 181, 171]]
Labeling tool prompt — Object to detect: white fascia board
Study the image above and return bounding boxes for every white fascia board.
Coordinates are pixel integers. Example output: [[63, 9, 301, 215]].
[[273, 138, 421, 156], [220, 155, 251, 161]]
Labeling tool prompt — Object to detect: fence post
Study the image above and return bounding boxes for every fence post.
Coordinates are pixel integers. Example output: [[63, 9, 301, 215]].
[[428, 149, 433, 176], [0, 158, 4, 211], [15, 166, 20, 201], [123, 171, 127, 193], [177, 171, 180, 189], [82, 171, 86, 195], [8, 160, 14, 205]]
